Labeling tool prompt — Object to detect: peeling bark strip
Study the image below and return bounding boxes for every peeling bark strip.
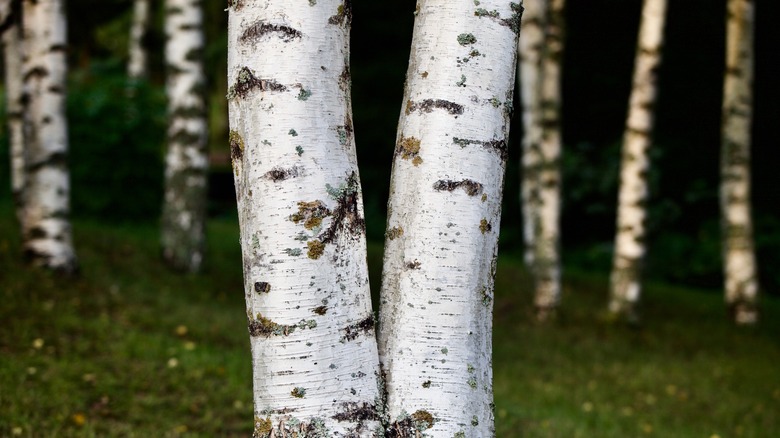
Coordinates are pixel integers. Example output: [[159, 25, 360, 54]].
[[228, 0, 381, 433], [161, 0, 209, 273], [721, 0, 758, 325], [379, 0, 519, 435], [240, 22, 302, 43], [19, 0, 78, 273], [433, 179, 484, 196], [405, 98, 464, 115], [609, 0, 667, 322]]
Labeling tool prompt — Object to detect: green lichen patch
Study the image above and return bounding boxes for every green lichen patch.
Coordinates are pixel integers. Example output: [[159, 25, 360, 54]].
[[433, 179, 484, 196], [229, 130, 244, 162], [457, 33, 477, 46], [411, 410, 434, 430], [406, 99, 464, 116], [341, 314, 375, 342], [313, 305, 328, 315], [307, 240, 325, 259], [254, 282, 271, 294], [397, 137, 422, 164], [480, 218, 492, 234], [284, 248, 302, 257], [471, 416, 479, 426], [297, 87, 312, 101], [240, 22, 302, 44], [291, 387, 306, 398], [481, 193, 488, 202], [248, 315, 283, 337], [387, 410, 435, 436], [502, 3, 524, 34], [228, 67, 286, 100], [386, 226, 404, 240], [253, 416, 272, 438], [264, 166, 300, 182], [454, 432, 466, 438], [337, 125, 349, 145], [328, 0, 353, 26], [288, 128, 298, 137], [456, 75, 467, 87], [295, 145, 304, 156], [290, 201, 331, 230], [467, 376, 477, 389], [474, 8, 500, 18], [332, 401, 379, 422]]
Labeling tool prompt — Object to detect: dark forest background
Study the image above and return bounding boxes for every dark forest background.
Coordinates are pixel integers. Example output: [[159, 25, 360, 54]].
[[1, 0, 777, 294]]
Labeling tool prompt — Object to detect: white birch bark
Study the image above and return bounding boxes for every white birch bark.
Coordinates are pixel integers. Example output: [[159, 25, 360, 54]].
[[1, 0, 24, 222], [19, 0, 77, 272], [526, 0, 564, 320], [227, 1, 382, 435], [161, 0, 208, 273], [378, 1, 521, 436], [721, 0, 758, 325], [128, 0, 150, 80], [609, 0, 667, 321], [518, 0, 545, 269]]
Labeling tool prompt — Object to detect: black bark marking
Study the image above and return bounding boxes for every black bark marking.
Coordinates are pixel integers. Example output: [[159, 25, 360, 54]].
[[332, 402, 379, 422], [386, 410, 435, 437], [229, 130, 244, 162], [27, 151, 67, 172], [406, 99, 464, 116], [264, 166, 300, 182], [452, 137, 508, 160], [341, 315, 374, 342], [254, 282, 271, 294], [312, 305, 328, 315], [406, 260, 421, 270], [24, 66, 48, 81], [228, 67, 286, 100], [318, 172, 365, 244], [240, 22, 302, 44], [226, 0, 244, 10], [433, 179, 483, 196], [328, 0, 352, 26]]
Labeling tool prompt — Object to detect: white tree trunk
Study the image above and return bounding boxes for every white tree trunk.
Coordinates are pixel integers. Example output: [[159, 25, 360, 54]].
[[721, 0, 758, 325], [1, 0, 24, 222], [227, 1, 382, 435], [378, 1, 521, 436], [518, 0, 545, 269], [19, 0, 77, 272], [609, 0, 667, 321], [161, 0, 208, 273], [128, 0, 150, 80]]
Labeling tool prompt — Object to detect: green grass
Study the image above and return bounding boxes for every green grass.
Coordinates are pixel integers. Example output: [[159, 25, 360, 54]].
[[1, 206, 778, 437]]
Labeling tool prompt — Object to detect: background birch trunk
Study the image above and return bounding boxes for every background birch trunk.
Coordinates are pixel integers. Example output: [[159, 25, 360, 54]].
[[161, 0, 208, 273], [127, 0, 150, 80], [1, 0, 25, 223], [19, 0, 77, 273], [533, 0, 564, 320], [609, 0, 667, 321], [720, 0, 758, 325], [378, 1, 521, 435], [227, 1, 382, 435]]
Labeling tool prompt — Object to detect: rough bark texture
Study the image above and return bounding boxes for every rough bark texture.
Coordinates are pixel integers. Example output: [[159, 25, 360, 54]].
[[128, 0, 150, 79], [609, 0, 667, 321], [2, 0, 24, 222], [378, 1, 521, 436], [19, 0, 77, 273], [227, 1, 382, 436], [720, 0, 758, 325], [161, 0, 208, 273], [518, 0, 564, 320]]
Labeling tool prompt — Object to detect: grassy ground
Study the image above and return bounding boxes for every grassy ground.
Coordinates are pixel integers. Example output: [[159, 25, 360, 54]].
[[1, 206, 778, 437]]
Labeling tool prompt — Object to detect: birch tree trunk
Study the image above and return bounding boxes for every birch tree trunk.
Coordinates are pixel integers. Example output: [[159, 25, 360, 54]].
[[524, 0, 564, 321], [128, 0, 150, 80], [378, 1, 521, 435], [720, 0, 758, 325], [608, 0, 667, 321], [18, 0, 77, 272], [1, 0, 24, 222], [161, 0, 208, 273], [227, 1, 382, 435]]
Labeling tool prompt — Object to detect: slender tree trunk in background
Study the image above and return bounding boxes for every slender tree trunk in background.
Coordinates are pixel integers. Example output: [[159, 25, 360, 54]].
[[518, 0, 545, 270], [378, 1, 521, 435], [18, 0, 77, 273], [1, 0, 24, 223], [227, 1, 382, 435], [128, 0, 150, 80], [524, 0, 564, 321], [609, 0, 667, 322], [720, 0, 758, 325], [161, 0, 208, 273]]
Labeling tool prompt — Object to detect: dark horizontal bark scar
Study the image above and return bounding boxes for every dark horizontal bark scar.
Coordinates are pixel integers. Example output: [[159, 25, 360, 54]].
[[24, 66, 48, 81], [27, 151, 68, 172], [240, 22, 302, 44], [433, 179, 483, 196], [452, 137, 508, 160], [264, 166, 300, 182], [332, 402, 379, 422], [228, 67, 286, 100], [341, 315, 375, 342], [405, 99, 464, 116]]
